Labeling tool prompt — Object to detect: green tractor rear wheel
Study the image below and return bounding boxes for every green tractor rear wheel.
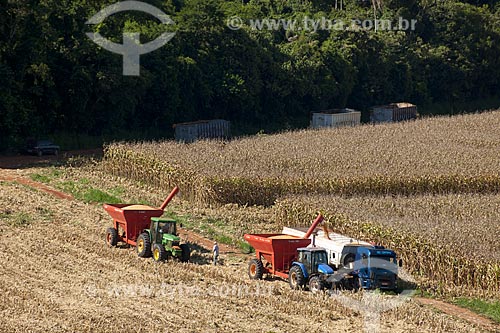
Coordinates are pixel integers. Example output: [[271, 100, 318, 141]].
[[136, 233, 151, 258], [152, 244, 167, 262], [180, 243, 190, 263]]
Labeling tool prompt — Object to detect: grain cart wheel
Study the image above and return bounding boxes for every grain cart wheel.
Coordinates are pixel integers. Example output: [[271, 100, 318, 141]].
[[136, 233, 152, 258], [308, 276, 325, 294], [248, 259, 264, 280], [180, 243, 191, 263], [105, 227, 118, 247], [152, 244, 167, 262], [289, 265, 306, 290]]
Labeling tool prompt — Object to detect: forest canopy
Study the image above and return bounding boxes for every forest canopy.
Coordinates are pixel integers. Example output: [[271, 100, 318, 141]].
[[1, 0, 499, 149]]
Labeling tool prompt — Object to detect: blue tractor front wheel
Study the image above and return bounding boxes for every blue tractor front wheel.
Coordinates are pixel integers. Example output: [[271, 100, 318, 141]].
[[308, 276, 325, 293]]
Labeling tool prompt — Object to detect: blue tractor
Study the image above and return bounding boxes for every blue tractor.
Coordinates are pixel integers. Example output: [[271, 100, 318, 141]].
[[288, 247, 335, 292]]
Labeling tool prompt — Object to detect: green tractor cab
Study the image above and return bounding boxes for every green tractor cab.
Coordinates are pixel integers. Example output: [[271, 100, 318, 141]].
[[136, 217, 190, 263]]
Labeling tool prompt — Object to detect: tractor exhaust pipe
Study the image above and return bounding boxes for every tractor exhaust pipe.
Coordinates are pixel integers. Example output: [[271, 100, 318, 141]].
[[304, 213, 324, 239], [160, 186, 180, 211]]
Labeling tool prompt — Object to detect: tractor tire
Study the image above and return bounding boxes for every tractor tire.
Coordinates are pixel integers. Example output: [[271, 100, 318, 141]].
[[308, 276, 325, 294], [289, 265, 306, 290], [105, 227, 118, 247], [152, 244, 167, 262], [248, 259, 264, 280], [180, 243, 191, 263], [136, 232, 152, 258]]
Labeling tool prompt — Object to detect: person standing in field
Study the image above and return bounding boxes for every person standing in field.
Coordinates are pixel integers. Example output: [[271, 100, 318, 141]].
[[213, 241, 219, 265]]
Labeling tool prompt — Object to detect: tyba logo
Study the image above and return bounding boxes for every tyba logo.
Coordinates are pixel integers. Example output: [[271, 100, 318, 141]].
[[86, 1, 175, 76]]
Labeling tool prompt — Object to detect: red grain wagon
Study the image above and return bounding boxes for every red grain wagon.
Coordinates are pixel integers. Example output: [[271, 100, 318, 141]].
[[244, 233, 311, 279], [103, 186, 179, 246]]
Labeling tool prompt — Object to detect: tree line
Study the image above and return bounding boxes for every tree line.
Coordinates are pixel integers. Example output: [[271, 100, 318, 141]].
[[1, 0, 499, 150]]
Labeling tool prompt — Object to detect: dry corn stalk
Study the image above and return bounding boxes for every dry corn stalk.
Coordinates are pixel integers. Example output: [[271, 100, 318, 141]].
[[274, 196, 500, 298], [103, 111, 500, 206]]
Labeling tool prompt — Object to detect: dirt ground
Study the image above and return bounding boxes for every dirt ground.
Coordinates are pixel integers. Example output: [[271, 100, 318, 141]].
[[0, 166, 496, 332], [0, 149, 102, 169], [416, 298, 499, 332]]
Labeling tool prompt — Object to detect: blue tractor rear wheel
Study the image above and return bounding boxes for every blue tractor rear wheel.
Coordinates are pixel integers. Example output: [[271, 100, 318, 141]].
[[289, 265, 305, 290]]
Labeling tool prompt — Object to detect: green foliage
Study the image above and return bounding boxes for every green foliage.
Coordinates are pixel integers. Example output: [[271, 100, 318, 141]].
[[30, 173, 51, 184], [164, 210, 245, 247], [1, 0, 499, 149], [0, 211, 33, 227], [81, 188, 122, 204], [238, 241, 254, 254], [454, 298, 500, 323], [56, 179, 122, 203]]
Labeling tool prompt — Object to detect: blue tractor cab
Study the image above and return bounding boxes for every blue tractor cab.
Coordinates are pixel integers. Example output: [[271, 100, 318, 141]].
[[288, 247, 335, 292]]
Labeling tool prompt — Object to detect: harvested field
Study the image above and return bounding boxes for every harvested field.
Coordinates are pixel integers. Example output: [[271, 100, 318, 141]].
[[4, 112, 500, 331], [0, 179, 486, 332]]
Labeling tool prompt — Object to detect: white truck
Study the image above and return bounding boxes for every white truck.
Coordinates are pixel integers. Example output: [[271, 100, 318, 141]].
[[282, 226, 374, 269]]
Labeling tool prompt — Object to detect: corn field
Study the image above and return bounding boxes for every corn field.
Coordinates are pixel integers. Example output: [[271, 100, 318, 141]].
[[103, 111, 500, 206], [274, 195, 500, 297], [101, 111, 500, 298]]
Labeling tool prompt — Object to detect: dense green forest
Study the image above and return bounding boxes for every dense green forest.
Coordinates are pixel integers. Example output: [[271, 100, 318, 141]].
[[1, 0, 499, 150]]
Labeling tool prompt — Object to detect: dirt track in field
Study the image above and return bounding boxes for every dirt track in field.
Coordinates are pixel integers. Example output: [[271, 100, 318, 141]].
[[0, 166, 496, 332], [0, 169, 73, 200], [416, 298, 499, 332]]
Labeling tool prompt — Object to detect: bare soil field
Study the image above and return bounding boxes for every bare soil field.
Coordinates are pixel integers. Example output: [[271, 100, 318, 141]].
[[0, 149, 102, 169]]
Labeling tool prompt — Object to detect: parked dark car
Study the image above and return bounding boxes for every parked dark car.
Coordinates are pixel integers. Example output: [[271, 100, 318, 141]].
[[26, 139, 60, 156]]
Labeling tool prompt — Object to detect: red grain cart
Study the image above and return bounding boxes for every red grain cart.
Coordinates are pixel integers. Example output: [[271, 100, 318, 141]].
[[244, 214, 326, 284], [103, 186, 179, 246], [244, 233, 311, 279]]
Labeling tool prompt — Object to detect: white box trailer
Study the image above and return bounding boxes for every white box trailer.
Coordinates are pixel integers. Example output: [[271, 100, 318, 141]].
[[174, 119, 231, 143], [282, 226, 374, 269], [371, 102, 417, 123], [311, 109, 361, 129]]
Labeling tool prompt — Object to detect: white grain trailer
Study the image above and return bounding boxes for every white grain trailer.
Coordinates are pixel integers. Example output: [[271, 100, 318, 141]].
[[282, 226, 374, 269], [311, 109, 361, 129], [174, 119, 231, 143]]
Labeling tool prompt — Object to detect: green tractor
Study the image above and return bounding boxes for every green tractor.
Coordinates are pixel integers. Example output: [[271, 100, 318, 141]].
[[136, 217, 190, 262]]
